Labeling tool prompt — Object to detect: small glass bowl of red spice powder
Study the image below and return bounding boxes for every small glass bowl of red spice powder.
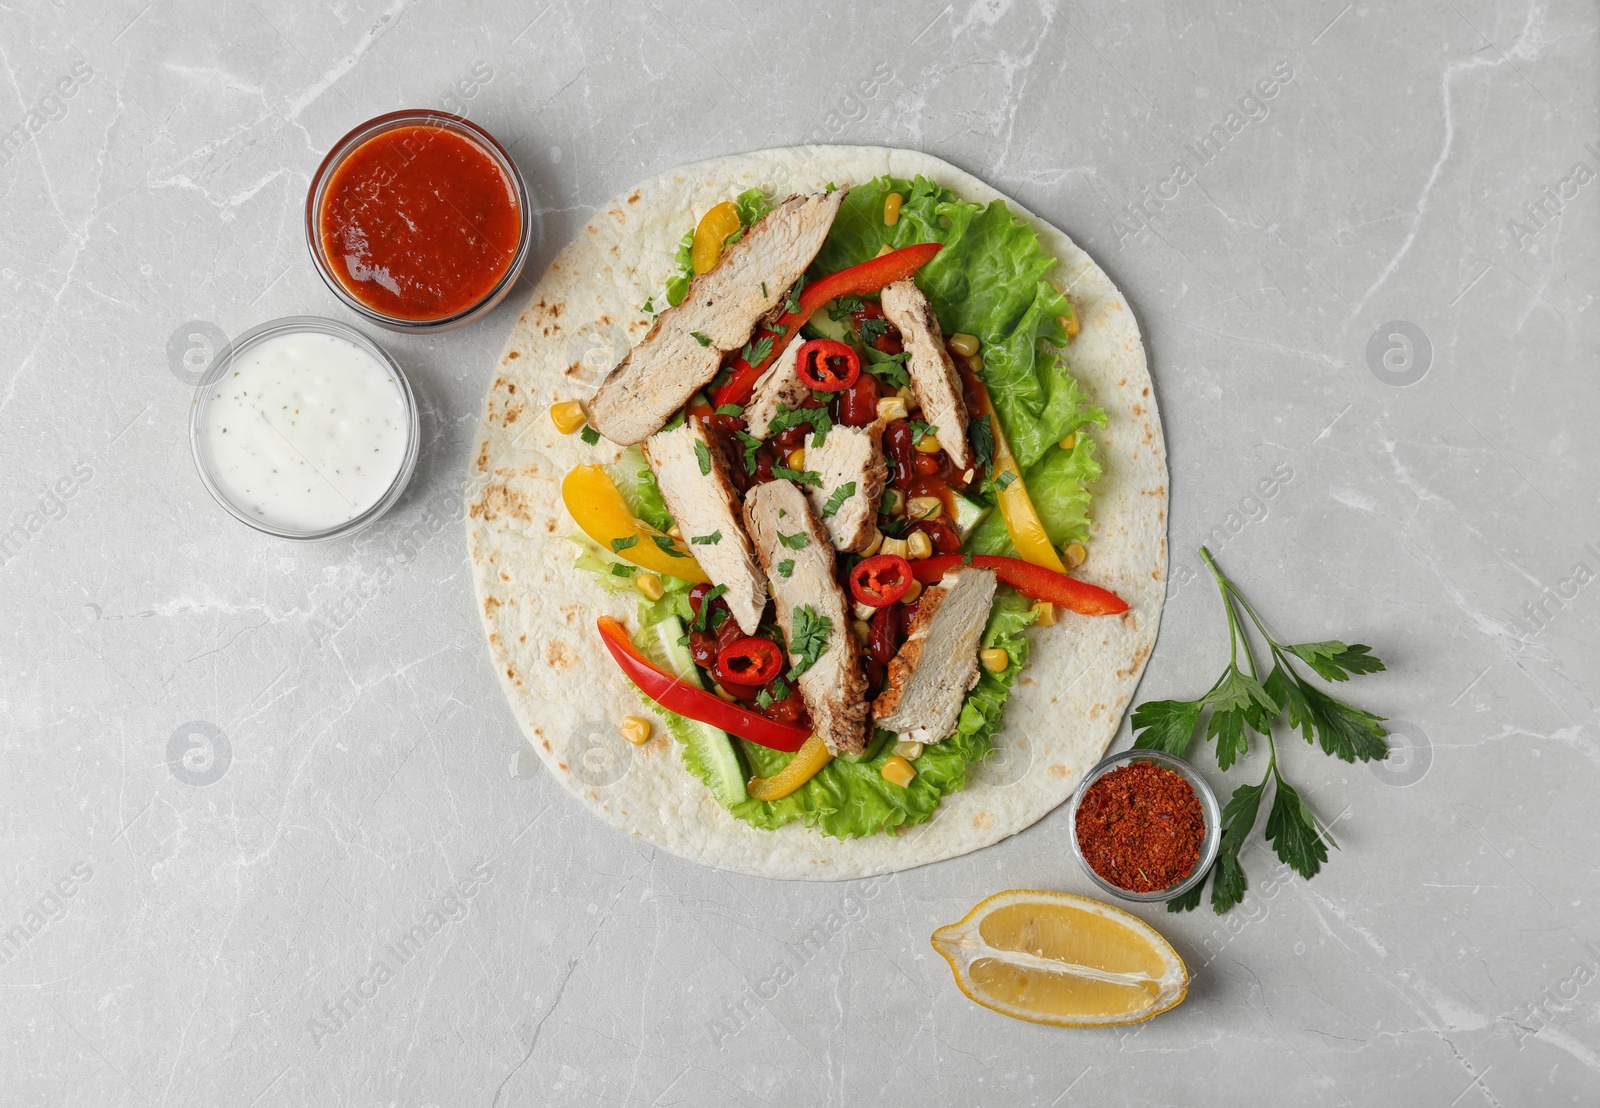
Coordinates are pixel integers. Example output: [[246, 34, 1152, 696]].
[[306, 110, 531, 332], [1068, 750, 1221, 903]]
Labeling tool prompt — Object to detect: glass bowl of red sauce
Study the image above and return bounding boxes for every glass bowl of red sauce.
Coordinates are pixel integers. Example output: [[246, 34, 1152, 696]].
[[1066, 749, 1222, 904], [306, 110, 531, 332]]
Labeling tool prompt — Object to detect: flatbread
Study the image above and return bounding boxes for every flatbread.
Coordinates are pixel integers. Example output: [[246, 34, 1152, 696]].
[[466, 146, 1167, 880]]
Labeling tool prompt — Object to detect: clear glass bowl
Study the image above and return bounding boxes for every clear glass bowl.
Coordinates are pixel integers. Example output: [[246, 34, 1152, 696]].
[[305, 109, 532, 333], [1066, 748, 1222, 904], [188, 316, 419, 541]]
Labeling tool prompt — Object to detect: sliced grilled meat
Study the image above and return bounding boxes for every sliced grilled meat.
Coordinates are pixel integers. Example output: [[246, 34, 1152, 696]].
[[804, 423, 887, 553], [872, 566, 997, 744], [879, 278, 970, 470]]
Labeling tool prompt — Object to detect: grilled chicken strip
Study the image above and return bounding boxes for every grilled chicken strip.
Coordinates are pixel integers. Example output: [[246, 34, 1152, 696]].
[[643, 418, 767, 636], [742, 338, 809, 440], [742, 480, 868, 755], [872, 566, 998, 744], [587, 190, 847, 445], [805, 423, 887, 553], [880, 279, 970, 470]]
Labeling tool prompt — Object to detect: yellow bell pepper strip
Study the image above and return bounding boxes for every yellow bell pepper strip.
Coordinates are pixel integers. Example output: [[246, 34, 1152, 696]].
[[690, 201, 743, 275], [747, 733, 833, 801], [561, 465, 709, 583], [959, 362, 1067, 572]]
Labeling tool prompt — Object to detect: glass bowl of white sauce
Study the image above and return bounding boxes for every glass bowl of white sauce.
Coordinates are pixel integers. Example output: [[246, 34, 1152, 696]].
[[189, 316, 420, 540]]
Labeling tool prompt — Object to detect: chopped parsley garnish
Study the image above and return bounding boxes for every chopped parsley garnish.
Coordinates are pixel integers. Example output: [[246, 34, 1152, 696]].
[[694, 439, 712, 476], [821, 481, 857, 519], [969, 414, 995, 471], [735, 430, 762, 475], [610, 536, 639, 553], [610, 562, 635, 577], [691, 531, 722, 545], [715, 403, 745, 417], [778, 530, 809, 550], [641, 297, 655, 315], [857, 314, 888, 347], [580, 425, 600, 445], [766, 403, 832, 449], [785, 605, 832, 681], [773, 465, 822, 488], [757, 676, 792, 708], [776, 559, 794, 578], [691, 331, 712, 347], [784, 277, 805, 315], [828, 294, 865, 322], [1135, 547, 1390, 917], [652, 534, 689, 558], [740, 333, 773, 367], [909, 420, 937, 446], [961, 551, 975, 564], [689, 584, 729, 632], [863, 347, 909, 389], [761, 281, 768, 298], [995, 470, 1017, 490]]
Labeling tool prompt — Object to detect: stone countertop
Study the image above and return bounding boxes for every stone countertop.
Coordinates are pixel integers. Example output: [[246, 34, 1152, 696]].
[[3, 1, 1597, 1105]]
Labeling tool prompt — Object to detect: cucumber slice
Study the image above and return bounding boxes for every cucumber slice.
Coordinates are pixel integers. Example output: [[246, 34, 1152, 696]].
[[633, 617, 748, 808], [948, 490, 993, 543], [805, 304, 852, 343]]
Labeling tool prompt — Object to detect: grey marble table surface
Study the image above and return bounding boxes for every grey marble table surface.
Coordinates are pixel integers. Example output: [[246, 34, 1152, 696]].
[[4, 1, 1597, 1104]]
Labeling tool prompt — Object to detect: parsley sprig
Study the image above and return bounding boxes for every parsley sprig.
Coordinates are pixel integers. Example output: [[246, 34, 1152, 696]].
[[1135, 547, 1389, 916], [786, 605, 832, 681]]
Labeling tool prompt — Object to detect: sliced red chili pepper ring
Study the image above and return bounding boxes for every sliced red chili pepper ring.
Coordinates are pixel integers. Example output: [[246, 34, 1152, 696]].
[[715, 636, 784, 686], [795, 339, 861, 391], [849, 553, 915, 608]]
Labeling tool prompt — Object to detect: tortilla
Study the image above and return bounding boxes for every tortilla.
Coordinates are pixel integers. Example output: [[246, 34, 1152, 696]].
[[466, 146, 1167, 880]]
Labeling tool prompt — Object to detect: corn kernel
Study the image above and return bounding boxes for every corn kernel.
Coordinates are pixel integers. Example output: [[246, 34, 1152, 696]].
[[883, 192, 904, 226], [876, 396, 909, 422], [898, 385, 916, 402], [980, 647, 1010, 673], [880, 536, 909, 559], [901, 577, 923, 603], [1064, 541, 1087, 569], [667, 524, 682, 539], [906, 530, 934, 560], [881, 755, 917, 787], [634, 572, 665, 601], [854, 600, 878, 621], [876, 244, 895, 258], [1061, 301, 1080, 338], [948, 333, 980, 357], [549, 400, 587, 435], [883, 490, 906, 517], [851, 619, 872, 644], [787, 448, 805, 469], [969, 352, 984, 375], [894, 739, 924, 761], [859, 531, 885, 557], [1059, 433, 1077, 451], [914, 433, 942, 455], [619, 716, 652, 746], [1032, 601, 1057, 626], [907, 496, 942, 522]]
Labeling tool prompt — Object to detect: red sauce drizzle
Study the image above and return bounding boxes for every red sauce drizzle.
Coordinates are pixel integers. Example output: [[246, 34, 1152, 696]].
[[318, 125, 519, 321]]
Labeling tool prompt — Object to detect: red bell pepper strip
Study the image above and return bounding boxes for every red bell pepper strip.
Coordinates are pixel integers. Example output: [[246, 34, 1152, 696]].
[[596, 617, 809, 752], [911, 555, 1129, 616], [714, 243, 943, 409]]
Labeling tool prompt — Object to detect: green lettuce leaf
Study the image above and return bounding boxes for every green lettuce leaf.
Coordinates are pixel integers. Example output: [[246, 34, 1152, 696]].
[[812, 175, 1104, 469], [968, 430, 1102, 555]]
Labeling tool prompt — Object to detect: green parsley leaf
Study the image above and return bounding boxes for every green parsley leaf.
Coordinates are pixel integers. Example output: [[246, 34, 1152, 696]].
[[1165, 879, 1205, 914], [1203, 668, 1278, 770], [1209, 777, 1268, 913], [1286, 641, 1387, 683], [857, 314, 888, 347], [778, 530, 809, 550], [995, 470, 1017, 491], [580, 425, 600, 445], [821, 481, 857, 519], [829, 294, 865, 322], [756, 675, 791, 709], [690, 584, 729, 632], [691, 331, 712, 347], [694, 438, 712, 476], [609, 562, 635, 577], [969, 415, 995, 471], [776, 559, 794, 578], [863, 347, 909, 389], [786, 604, 832, 681], [642, 297, 655, 314], [909, 420, 937, 446], [784, 277, 805, 315], [1264, 774, 1330, 879], [609, 536, 639, 553], [773, 465, 822, 488], [1131, 698, 1205, 757], [741, 333, 773, 367], [691, 531, 722, 545], [734, 430, 762, 475], [761, 281, 768, 298], [715, 403, 745, 417], [652, 534, 689, 558]]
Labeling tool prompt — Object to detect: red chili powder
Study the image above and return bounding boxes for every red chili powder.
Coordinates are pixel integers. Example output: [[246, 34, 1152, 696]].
[[1075, 761, 1205, 893]]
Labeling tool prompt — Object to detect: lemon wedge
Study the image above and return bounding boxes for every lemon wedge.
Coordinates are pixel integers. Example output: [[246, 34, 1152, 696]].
[[930, 889, 1188, 1027]]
